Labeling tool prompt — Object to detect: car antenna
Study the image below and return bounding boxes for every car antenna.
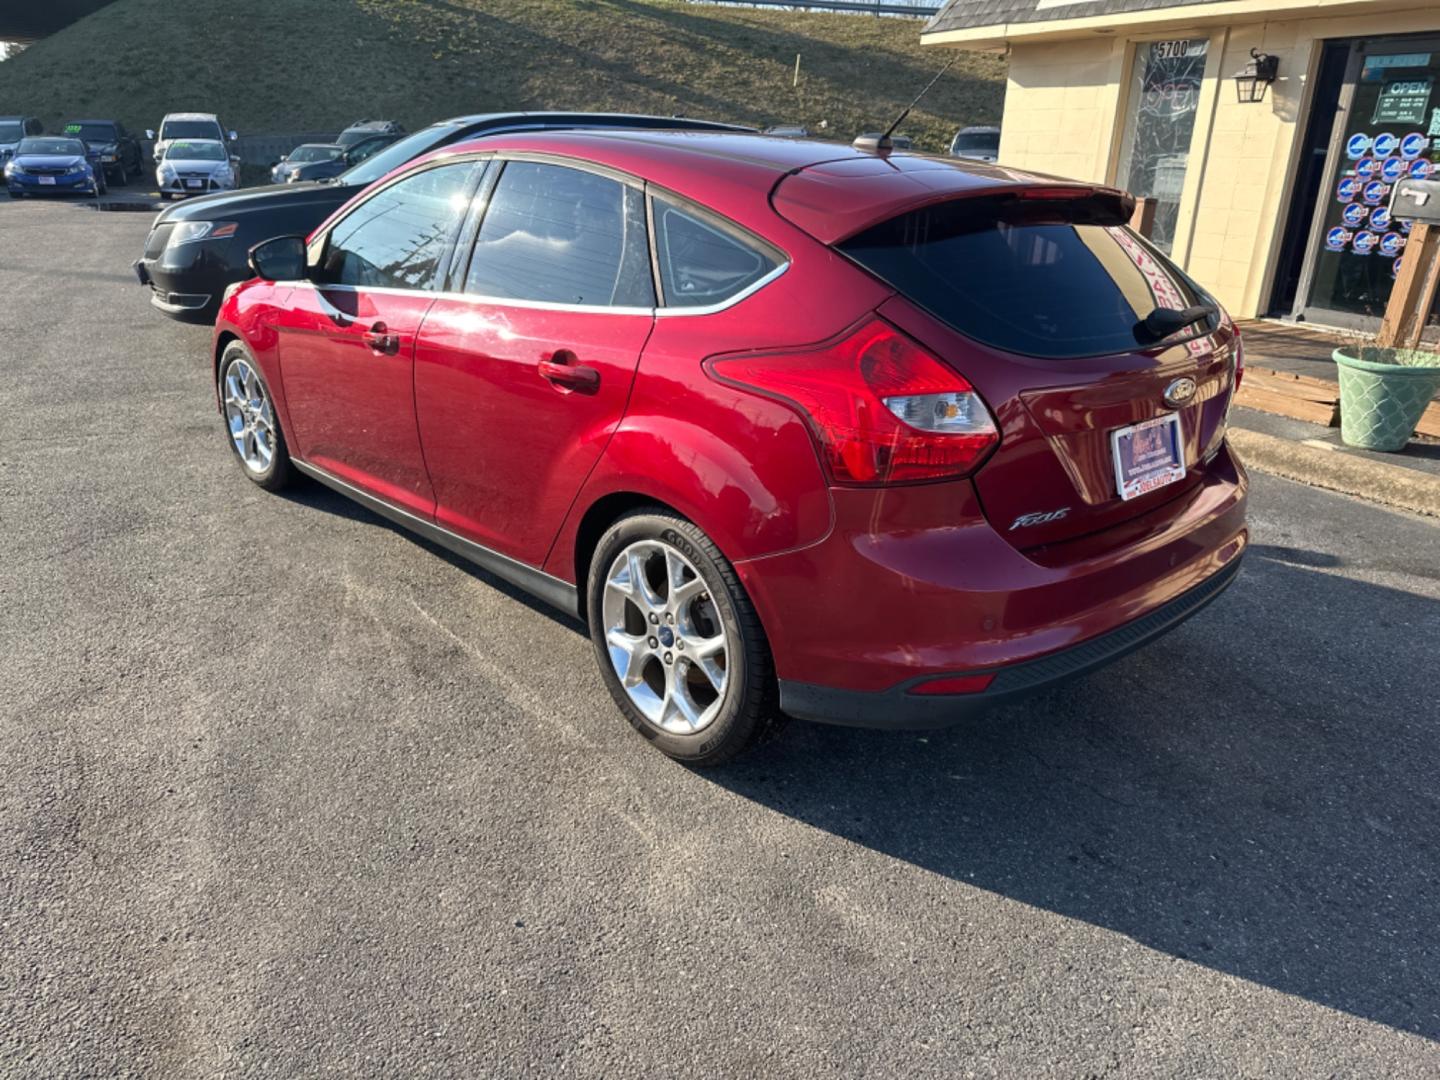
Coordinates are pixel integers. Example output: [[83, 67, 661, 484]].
[[853, 55, 959, 155]]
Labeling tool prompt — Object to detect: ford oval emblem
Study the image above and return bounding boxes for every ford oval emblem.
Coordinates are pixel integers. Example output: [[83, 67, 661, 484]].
[[1163, 377, 1197, 408]]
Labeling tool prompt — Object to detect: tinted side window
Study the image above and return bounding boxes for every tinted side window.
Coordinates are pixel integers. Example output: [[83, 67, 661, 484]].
[[319, 162, 476, 291], [653, 196, 780, 307], [465, 161, 653, 307]]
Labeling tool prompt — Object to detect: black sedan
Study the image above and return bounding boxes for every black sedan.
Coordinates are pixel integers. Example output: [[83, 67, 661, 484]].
[[268, 135, 398, 184], [133, 111, 751, 321]]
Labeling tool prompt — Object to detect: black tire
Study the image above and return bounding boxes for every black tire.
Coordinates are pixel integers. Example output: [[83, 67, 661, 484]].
[[218, 340, 293, 492], [586, 509, 784, 766]]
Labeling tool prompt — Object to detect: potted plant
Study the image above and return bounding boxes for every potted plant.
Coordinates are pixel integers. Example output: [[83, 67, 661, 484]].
[[1332, 339, 1440, 452]]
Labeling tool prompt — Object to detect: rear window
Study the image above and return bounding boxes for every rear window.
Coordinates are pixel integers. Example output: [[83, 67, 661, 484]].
[[839, 194, 1213, 359]]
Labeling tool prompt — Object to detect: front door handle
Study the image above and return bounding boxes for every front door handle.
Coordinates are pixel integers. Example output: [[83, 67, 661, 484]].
[[362, 321, 400, 355], [538, 350, 600, 392]]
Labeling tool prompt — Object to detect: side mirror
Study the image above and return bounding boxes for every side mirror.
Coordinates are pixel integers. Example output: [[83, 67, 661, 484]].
[[249, 235, 307, 282], [145, 129, 155, 140], [230, 155, 241, 167]]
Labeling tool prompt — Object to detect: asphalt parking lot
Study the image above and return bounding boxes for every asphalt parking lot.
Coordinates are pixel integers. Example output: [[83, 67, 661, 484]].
[[3, 198, 1440, 1078]]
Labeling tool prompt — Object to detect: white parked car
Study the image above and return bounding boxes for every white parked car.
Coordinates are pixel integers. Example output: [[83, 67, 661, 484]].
[[157, 139, 237, 199], [147, 112, 236, 164]]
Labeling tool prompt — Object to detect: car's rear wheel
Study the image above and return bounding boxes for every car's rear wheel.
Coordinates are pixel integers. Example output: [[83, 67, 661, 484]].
[[587, 510, 783, 766], [218, 341, 292, 491]]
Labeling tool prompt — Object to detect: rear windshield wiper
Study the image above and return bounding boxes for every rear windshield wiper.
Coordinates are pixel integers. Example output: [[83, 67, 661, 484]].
[[1137, 304, 1217, 343]]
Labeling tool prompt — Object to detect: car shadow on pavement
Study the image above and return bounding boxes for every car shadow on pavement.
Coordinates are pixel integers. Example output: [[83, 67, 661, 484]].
[[708, 544, 1440, 1039], [277, 481, 586, 633]]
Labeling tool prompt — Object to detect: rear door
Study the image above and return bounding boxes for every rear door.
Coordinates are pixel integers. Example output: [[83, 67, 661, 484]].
[[413, 159, 656, 565], [838, 190, 1239, 549], [276, 159, 480, 516]]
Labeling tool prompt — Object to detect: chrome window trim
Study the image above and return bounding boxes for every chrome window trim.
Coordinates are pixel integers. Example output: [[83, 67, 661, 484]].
[[652, 260, 789, 316], [280, 266, 788, 318], [285, 279, 657, 317]]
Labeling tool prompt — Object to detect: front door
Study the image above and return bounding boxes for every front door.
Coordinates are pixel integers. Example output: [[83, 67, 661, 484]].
[[1294, 37, 1440, 332], [414, 160, 657, 565], [276, 159, 481, 516]]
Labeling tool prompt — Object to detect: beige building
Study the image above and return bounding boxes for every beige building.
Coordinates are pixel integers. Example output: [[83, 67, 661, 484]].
[[922, 0, 1440, 333]]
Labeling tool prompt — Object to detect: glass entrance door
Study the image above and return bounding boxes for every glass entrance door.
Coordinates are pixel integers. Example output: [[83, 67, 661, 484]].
[[1296, 38, 1440, 329]]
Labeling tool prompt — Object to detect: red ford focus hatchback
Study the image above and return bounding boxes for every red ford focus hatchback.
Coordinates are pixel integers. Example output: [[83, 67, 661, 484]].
[[213, 129, 1247, 764]]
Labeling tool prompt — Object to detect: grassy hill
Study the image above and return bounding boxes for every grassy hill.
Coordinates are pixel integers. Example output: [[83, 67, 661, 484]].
[[0, 0, 1004, 154]]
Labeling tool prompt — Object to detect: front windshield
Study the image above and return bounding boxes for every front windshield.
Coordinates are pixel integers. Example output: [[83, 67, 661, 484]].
[[17, 137, 85, 156], [338, 122, 459, 186], [289, 145, 342, 164], [0, 121, 25, 142], [954, 132, 1000, 155], [166, 140, 226, 161], [162, 120, 222, 141], [63, 122, 116, 143]]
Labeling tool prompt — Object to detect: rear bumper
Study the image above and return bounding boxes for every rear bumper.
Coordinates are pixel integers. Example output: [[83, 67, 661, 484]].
[[738, 440, 1248, 725], [779, 555, 1241, 727]]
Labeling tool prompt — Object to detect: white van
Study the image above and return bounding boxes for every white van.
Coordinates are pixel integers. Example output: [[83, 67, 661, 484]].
[[148, 112, 236, 163]]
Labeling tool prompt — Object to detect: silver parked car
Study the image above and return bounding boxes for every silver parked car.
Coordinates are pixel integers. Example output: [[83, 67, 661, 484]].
[[950, 125, 1001, 163], [157, 139, 237, 199]]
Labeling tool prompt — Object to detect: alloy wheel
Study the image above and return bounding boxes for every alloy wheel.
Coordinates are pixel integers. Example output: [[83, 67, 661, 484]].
[[222, 358, 277, 475], [601, 539, 730, 735]]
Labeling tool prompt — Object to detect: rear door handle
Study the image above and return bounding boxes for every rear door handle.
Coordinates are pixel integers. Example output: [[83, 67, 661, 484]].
[[362, 321, 400, 355], [538, 350, 600, 392]]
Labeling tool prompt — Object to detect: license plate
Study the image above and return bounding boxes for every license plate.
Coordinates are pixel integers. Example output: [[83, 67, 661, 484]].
[[1111, 413, 1185, 501], [185, 179, 203, 189], [39, 176, 55, 185]]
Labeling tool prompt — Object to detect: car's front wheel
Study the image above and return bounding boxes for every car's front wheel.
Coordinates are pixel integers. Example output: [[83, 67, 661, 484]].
[[218, 341, 293, 491], [587, 510, 783, 766]]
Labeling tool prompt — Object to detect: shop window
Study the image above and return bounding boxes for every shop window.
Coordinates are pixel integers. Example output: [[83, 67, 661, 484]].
[[1115, 38, 1210, 255]]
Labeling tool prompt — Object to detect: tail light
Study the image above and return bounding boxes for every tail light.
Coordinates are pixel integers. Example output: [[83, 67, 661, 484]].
[[707, 317, 999, 485]]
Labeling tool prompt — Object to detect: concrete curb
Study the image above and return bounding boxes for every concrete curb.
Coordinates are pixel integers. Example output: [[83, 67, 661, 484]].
[[1229, 428, 1440, 518]]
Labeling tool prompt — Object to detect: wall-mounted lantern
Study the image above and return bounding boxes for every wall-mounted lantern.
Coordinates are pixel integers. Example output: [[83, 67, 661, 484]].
[[1233, 48, 1280, 104]]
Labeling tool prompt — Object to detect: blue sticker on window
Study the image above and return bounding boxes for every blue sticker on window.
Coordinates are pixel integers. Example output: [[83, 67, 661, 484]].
[[1399, 217, 1414, 233], [1345, 132, 1372, 158], [1352, 230, 1379, 255], [1399, 132, 1429, 158], [1373, 132, 1400, 156], [1381, 156, 1407, 182], [1337, 176, 1362, 201], [1355, 157, 1380, 179], [1325, 226, 1352, 251], [1342, 202, 1369, 227], [1379, 231, 1406, 257], [1411, 158, 1434, 179], [1369, 205, 1392, 230], [1362, 180, 1389, 204], [1391, 255, 1403, 278]]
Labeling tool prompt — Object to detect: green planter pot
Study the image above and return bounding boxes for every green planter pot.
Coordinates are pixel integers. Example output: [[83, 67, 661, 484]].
[[1332, 346, 1440, 452]]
